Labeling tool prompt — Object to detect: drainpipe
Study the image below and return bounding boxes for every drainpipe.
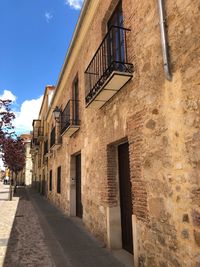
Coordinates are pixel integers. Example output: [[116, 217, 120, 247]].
[[157, 0, 172, 81]]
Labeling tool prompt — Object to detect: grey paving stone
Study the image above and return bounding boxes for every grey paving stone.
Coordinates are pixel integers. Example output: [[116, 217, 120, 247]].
[[29, 188, 125, 267], [0, 183, 126, 267]]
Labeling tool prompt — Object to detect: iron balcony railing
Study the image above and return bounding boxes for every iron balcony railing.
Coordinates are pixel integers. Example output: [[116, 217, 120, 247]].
[[50, 127, 55, 148], [33, 120, 44, 139], [85, 25, 133, 104], [60, 100, 80, 134], [50, 126, 61, 148], [38, 126, 44, 137]]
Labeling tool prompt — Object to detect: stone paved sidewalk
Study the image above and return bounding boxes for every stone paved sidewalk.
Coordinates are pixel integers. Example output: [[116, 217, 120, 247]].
[[0, 185, 127, 267], [29, 188, 126, 267], [0, 183, 18, 267], [0, 182, 9, 206], [1, 185, 55, 267]]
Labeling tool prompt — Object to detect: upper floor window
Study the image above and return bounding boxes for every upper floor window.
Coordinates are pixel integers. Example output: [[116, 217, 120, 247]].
[[60, 76, 80, 136], [85, 0, 133, 109], [108, 1, 123, 29], [50, 121, 62, 149], [72, 77, 79, 125], [107, 2, 125, 64]]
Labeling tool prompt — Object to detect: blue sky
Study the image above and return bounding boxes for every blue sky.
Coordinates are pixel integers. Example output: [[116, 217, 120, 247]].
[[0, 0, 83, 133]]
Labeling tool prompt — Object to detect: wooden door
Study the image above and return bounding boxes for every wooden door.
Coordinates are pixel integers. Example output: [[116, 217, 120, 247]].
[[76, 154, 82, 218], [42, 170, 46, 196], [118, 142, 133, 254]]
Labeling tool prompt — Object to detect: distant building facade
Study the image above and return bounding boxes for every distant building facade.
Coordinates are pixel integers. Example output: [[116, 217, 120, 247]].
[[31, 1, 200, 266], [31, 85, 55, 194], [19, 134, 32, 186]]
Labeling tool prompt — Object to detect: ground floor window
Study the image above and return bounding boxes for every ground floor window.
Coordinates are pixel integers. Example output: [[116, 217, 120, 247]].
[[57, 166, 61, 194], [49, 170, 52, 191]]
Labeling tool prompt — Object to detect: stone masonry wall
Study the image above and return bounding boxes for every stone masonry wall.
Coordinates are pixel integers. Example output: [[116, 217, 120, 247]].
[[44, 0, 200, 266], [130, 1, 199, 266]]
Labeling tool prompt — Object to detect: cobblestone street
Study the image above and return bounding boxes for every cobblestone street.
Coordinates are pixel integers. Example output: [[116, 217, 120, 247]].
[[0, 182, 127, 267]]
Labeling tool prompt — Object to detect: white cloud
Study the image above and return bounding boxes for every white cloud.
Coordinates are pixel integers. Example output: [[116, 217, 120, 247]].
[[14, 96, 43, 134], [45, 12, 53, 23], [0, 90, 17, 102], [65, 0, 83, 10], [0, 90, 43, 134]]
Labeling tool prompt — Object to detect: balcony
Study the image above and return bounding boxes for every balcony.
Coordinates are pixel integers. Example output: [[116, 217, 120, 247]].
[[30, 141, 36, 154], [50, 126, 61, 150], [32, 120, 44, 142], [37, 127, 44, 141], [60, 100, 80, 137], [44, 140, 49, 157], [30, 139, 39, 154], [85, 26, 133, 109]]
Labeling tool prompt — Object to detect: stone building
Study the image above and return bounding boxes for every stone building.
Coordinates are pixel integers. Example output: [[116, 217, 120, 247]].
[[31, 85, 55, 194], [18, 134, 32, 186], [31, 0, 200, 266]]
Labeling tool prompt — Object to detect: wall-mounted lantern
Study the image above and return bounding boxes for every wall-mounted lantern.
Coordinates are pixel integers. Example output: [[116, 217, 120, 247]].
[[53, 106, 61, 122]]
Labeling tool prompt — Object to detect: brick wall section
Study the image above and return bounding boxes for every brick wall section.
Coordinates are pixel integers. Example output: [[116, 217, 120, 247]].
[[128, 110, 149, 224], [105, 145, 118, 207], [105, 138, 128, 208]]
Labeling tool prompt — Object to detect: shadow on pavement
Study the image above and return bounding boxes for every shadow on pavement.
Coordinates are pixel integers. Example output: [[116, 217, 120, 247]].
[[3, 186, 55, 267], [3, 187, 28, 267], [29, 188, 126, 267], [3, 187, 127, 267]]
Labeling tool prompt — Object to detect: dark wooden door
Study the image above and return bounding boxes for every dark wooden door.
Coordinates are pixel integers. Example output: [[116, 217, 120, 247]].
[[42, 172, 46, 196], [76, 154, 82, 218], [118, 142, 133, 254]]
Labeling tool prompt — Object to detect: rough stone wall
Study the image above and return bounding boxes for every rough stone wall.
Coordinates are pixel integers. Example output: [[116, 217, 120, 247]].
[[128, 1, 200, 266], [41, 0, 200, 266], [47, 142, 70, 214]]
